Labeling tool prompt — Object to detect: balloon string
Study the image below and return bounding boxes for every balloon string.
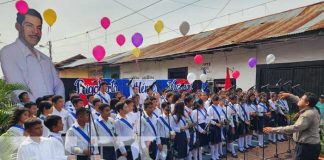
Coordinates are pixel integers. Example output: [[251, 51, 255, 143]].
[[105, 30, 107, 44], [135, 59, 140, 73], [158, 34, 160, 43]]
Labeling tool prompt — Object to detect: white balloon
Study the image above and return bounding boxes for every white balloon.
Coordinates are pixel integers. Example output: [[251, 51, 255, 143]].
[[180, 21, 190, 36], [187, 72, 196, 84], [200, 74, 207, 82], [266, 54, 276, 64]]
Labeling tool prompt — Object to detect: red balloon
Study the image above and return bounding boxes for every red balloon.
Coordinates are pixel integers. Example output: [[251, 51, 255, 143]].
[[232, 70, 240, 79], [194, 54, 203, 65]]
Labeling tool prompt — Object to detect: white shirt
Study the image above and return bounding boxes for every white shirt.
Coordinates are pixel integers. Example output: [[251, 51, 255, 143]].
[[208, 105, 222, 123], [157, 114, 173, 138], [204, 100, 210, 111], [6, 125, 26, 154], [115, 114, 136, 154], [170, 115, 190, 139], [17, 137, 65, 160], [153, 107, 162, 118], [277, 99, 289, 113], [184, 106, 194, 124], [64, 101, 73, 111], [128, 93, 147, 105], [127, 111, 140, 134], [52, 107, 70, 134], [94, 91, 111, 105], [67, 109, 77, 129], [191, 108, 208, 133], [48, 132, 66, 159], [139, 112, 160, 145], [257, 102, 268, 116], [94, 116, 117, 145], [38, 114, 50, 137], [0, 38, 65, 103], [65, 122, 99, 155]]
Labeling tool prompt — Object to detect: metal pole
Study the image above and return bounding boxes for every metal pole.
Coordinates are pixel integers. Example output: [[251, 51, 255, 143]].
[[49, 41, 52, 60]]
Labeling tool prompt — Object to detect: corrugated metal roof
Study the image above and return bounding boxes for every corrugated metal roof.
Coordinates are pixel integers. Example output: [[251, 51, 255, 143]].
[[115, 2, 324, 64]]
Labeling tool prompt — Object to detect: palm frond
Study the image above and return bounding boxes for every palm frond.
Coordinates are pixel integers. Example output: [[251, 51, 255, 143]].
[[0, 79, 29, 134]]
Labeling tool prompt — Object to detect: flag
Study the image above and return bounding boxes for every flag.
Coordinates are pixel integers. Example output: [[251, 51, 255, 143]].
[[224, 67, 232, 90]]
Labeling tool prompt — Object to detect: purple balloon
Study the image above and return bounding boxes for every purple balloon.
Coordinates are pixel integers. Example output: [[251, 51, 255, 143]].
[[132, 32, 143, 47], [248, 57, 257, 68]]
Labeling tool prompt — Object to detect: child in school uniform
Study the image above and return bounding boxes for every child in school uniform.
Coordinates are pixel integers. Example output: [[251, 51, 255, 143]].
[[44, 115, 67, 159], [95, 103, 119, 160], [191, 99, 209, 160], [17, 118, 69, 160], [226, 95, 239, 158], [207, 95, 223, 160], [184, 96, 196, 160], [65, 107, 99, 160], [256, 96, 271, 148], [3, 108, 29, 158], [37, 101, 53, 137], [157, 102, 175, 160], [171, 102, 190, 160], [114, 102, 136, 160], [67, 98, 84, 128], [90, 98, 102, 120], [245, 92, 258, 148], [237, 96, 250, 153], [51, 95, 70, 136], [139, 100, 161, 160]]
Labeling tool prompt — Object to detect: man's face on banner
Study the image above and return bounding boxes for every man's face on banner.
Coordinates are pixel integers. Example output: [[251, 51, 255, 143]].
[[133, 87, 139, 94]]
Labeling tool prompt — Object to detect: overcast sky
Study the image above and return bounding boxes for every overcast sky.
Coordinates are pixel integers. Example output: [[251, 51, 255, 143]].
[[0, 0, 323, 77]]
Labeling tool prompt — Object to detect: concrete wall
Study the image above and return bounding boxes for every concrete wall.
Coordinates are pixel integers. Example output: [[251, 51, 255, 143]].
[[59, 66, 103, 78], [120, 36, 324, 90]]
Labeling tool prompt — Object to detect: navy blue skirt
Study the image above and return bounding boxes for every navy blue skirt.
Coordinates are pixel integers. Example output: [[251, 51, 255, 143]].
[[198, 123, 209, 146], [209, 124, 222, 144], [257, 116, 265, 133], [189, 128, 195, 151], [174, 131, 188, 158], [278, 114, 288, 126]]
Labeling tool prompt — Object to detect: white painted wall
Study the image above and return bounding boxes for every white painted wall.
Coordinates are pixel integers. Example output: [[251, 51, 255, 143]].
[[120, 36, 324, 90]]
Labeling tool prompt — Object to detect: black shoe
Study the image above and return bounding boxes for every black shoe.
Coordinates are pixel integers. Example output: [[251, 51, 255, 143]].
[[231, 154, 238, 158], [258, 145, 267, 148], [248, 145, 256, 148], [245, 146, 250, 150]]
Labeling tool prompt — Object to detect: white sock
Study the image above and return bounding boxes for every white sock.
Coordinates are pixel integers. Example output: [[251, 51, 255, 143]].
[[269, 133, 273, 141], [258, 134, 264, 146], [187, 151, 192, 160], [230, 143, 236, 155], [198, 147, 203, 160], [248, 135, 252, 146], [210, 145, 215, 160], [214, 144, 219, 159], [218, 143, 223, 155], [192, 149, 198, 160], [238, 137, 242, 150]]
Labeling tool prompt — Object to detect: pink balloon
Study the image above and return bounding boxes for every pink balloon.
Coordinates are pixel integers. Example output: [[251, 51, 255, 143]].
[[101, 17, 110, 30], [92, 45, 106, 62], [232, 70, 240, 79], [116, 34, 126, 46], [194, 54, 203, 65], [16, 0, 29, 15]]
